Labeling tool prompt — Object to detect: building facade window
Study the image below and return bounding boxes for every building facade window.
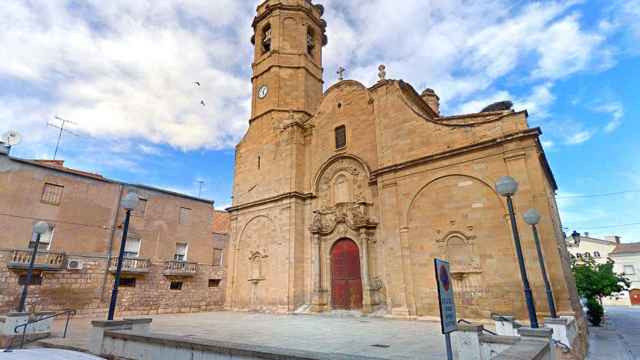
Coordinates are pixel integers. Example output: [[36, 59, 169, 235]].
[[593, 251, 601, 258], [335, 125, 346, 149], [134, 198, 148, 217], [213, 248, 224, 266], [124, 238, 141, 258], [29, 224, 54, 251], [170, 281, 183, 290], [209, 279, 221, 288], [41, 183, 64, 205], [624, 265, 636, 275], [120, 278, 136, 287], [179, 207, 191, 225], [175, 243, 188, 261], [19, 274, 43, 286]]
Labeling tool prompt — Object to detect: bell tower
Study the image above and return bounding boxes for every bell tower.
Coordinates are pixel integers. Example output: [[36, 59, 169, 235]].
[[250, 0, 327, 121]]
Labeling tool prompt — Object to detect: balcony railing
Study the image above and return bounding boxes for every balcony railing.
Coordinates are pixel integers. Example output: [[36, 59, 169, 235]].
[[109, 257, 151, 274], [162, 260, 198, 277], [7, 249, 66, 271]]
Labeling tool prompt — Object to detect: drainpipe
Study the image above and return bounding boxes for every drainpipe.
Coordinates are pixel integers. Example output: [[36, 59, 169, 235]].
[[100, 183, 125, 302]]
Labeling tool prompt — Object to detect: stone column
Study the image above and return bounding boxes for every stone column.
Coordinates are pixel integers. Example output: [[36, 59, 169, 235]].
[[360, 228, 373, 313], [311, 232, 324, 308], [398, 226, 416, 316]]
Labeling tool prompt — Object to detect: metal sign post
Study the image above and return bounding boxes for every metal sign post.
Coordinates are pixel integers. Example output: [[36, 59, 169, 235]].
[[435, 259, 457, 360]]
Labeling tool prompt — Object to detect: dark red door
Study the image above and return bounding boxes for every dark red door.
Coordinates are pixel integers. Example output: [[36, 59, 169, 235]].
[[331, 239, 363, 310], [631, 289, 640, 306]]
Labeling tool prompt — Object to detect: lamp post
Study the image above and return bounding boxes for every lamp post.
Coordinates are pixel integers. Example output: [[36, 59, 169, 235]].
[[107, 193, 139, 320], [523, 209, 558, 318], [571, 231, 581, 246], [18, 221, 50, 313], [495, 176, 539, 328]]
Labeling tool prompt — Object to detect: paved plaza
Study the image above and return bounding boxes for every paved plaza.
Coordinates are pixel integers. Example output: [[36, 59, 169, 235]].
[[48, 311, 446, 359], [588, 306, 640, 360]]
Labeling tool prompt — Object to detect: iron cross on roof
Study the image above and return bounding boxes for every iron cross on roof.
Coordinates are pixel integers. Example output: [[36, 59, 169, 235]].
[[337, 66, 346, 81]]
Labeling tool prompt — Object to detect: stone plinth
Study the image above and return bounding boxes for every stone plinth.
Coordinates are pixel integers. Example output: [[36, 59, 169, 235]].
[[89, 318, 152, 356]]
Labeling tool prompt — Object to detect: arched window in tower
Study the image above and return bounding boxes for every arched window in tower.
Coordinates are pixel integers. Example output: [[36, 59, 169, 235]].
[[262, 24, 272, 53], [307, 27, 315, 55], [335, 125, 346, 149]]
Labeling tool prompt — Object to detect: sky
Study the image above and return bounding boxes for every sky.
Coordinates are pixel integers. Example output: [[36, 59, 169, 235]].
[[1, 0, 639, 242]]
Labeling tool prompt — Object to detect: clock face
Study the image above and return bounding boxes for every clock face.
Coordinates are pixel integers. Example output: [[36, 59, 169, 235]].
[[258, 85, 268, 99]]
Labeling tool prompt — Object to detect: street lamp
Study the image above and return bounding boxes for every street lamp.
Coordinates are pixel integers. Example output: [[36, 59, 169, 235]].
[[523, 209, 558, 318], [18, 221, 50, 313], [571, 231, 581, 246], [495, 176, 539, 328], [107, 192, 139, 320]]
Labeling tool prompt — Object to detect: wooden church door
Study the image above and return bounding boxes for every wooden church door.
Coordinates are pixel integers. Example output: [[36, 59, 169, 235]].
[[331, 238, 363, 310]]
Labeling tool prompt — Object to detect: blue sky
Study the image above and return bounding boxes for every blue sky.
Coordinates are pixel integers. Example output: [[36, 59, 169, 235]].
[[1, 0, 639, 241]]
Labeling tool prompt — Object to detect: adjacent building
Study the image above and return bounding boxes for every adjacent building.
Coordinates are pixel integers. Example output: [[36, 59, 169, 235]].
[[0, 148, 228, 316], [609, 243, 640, 306], [566, 232, 639, 306], [566, 232, 621, 264], [226, 0, 583, 322]]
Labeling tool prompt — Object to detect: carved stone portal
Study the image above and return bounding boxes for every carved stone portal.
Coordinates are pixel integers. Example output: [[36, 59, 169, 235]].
[[311, 156, 379, 313]]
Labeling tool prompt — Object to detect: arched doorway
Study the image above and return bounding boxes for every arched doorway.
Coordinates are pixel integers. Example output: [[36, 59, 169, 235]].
[[331, 238, 363, 310], [630, 289, 640, 306]]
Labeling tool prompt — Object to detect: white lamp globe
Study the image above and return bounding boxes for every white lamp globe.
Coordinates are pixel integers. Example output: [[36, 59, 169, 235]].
[[523, 209, 541, 226], [121, 193, 140, 211], [495, 176, 519, 197], [33, 221, 50, 235]]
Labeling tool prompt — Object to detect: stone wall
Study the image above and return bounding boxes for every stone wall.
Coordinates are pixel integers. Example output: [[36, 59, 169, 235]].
[[0, 250, 226, 316]]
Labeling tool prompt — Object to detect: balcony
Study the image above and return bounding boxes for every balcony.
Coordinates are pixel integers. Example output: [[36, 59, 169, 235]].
[[7, 249, 66, 271], [162, 260, 198, 277], [109, 257, 151, 275]]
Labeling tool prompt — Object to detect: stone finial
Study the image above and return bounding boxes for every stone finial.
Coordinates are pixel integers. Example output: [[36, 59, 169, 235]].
[[337, 66, 346, 81], [378, 65, 386, 81]]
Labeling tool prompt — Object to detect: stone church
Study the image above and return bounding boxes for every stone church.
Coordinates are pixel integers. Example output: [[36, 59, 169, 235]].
[[226, 0, 582, 321]]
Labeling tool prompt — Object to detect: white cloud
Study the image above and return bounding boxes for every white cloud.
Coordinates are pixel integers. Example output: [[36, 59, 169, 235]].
[[541, 140, 554, 149], [565, 130, 594, 145], [0, 0, 622, 155], [594, 102, 624, 133], [456, 91, 511, 115], [0, 0, 253, 151], [514, 83, 556, 119]]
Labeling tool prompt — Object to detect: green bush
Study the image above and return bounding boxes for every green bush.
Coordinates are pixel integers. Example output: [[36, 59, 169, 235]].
[[586, 297, 604, 326]]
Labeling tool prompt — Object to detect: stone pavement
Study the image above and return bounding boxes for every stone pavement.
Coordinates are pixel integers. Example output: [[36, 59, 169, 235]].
[[588, 306, 640, 360], [47, 311, 446, 359]]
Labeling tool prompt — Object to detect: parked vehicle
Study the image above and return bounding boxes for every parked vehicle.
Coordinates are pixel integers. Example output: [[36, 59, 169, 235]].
[[1, 348, 103, 359]]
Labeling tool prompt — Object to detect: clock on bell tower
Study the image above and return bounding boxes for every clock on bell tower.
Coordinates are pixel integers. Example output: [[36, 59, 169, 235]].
[[250, 0, 327, 122]]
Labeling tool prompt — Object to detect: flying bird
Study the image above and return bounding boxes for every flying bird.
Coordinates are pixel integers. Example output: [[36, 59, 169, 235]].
[[194, 81, 201, 86], [200, 100, 206, 106]]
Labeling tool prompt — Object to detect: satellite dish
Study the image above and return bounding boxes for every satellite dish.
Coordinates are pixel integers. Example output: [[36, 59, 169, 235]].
[[1, 130, 22, 146]]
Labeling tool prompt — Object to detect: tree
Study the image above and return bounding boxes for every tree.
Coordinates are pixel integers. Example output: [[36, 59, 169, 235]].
[[571, 257, 630, 326]]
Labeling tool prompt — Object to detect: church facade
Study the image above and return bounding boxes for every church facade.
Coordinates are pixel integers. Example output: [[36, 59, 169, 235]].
[[226, 0, 582, 321]]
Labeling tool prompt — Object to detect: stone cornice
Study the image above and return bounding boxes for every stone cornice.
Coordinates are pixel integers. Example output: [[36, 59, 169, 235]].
[[252, 3, 327, 33], [371, 128, 542, 178], [227, 191, 313, 212], [249, 109, 314, 124]]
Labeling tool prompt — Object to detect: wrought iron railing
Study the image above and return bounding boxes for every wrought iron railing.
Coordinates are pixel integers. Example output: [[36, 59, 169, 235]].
[[3, 309, 76, 352], [7, 250, 65, 271], [109, 257, 151, 273], [163, 260, 198, 275], [458, 319, 498, 336]]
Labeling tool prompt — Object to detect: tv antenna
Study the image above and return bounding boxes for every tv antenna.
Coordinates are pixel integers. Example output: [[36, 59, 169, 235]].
[[197, 180, 205, 198], [1, 130, 23, 147], [48, 116, 81, 160]]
